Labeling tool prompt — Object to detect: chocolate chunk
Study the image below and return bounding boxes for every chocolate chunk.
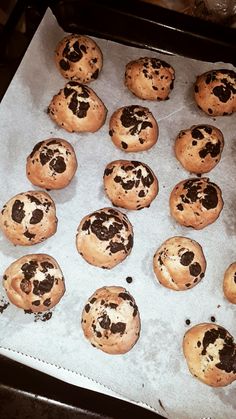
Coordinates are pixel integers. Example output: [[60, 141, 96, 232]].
[[109, 241, 125, 253], [26, 194, 41, 205], [30, 209, 43, 225], [177, 203, 184, 211], [30, 141, 44, 158], [90, 297, 97, 304], [59, 59, 70, 71], [126, 234, 133, 251], [41, 261, 54, 273], [82, 219, 91, 231], [49, 156, 66, 173], [189, 262, 201, 276], [126, 276, 133, 284], [24, 230, 36, 240], [40, 148, 54, 165], [197, 340, 201, 347], [77, 101, 90, 118], [33, 274, 54, 296], [192, 128, 204, 140], [180, 251, 194, 266], [20, 278, 31, 294], [118, 292, 133, 301], [185, 319, 191, 325], [111, 322, 126, 334], [213, 85, 231, 103], [92, 69, 99, 79], [104, 167, 114, 176], [199, 141, 221, 159], [91, 214, 123, 241], [121, 141, 128, 149], [201, 184, 218, 209], [43, 298, 51, 307], [98, 314, 111, 329], [138, 190, 145, 198], [192, 140, 197, 146], [109, 303, 118, 309], [32, 300, 40, 306], [211, 316, 216, 322], [21, 261, 38, 280], [202, 326, 236, 374], [85, 303, 90, 313], [12, 200, 25, 223], [194, 85, 199, 93]]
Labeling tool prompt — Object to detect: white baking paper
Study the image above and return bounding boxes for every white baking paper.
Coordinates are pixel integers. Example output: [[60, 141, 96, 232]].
[[0, 8, 236, 419]]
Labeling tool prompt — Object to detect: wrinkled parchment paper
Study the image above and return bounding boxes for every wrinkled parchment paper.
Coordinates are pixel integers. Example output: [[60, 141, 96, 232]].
[[0, 9, 235, 419]]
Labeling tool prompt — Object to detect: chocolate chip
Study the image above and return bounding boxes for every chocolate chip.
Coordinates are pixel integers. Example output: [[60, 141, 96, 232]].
[[189, 262, 201, 276], [126, 276, 133, 283], [199, 141, 221, 159], [20, 278, 31, 294], [21, 261, 38, 280], [43, 298, 51, 307], [201, 184, 218, 209], [121, 141, 128, 149], [12, 200, 25, 223], [185, 319, 191, 325], [180, 251, 194, 266], [110, 322, 126, 334], [59, 59, 70, 71], [30, 209, 43, 225], [98, 314, 111, 329], [49, 156, 66, 173], [177, 203, 184, 211], [32, 300, 40, 306], [85, 303, 90, 313]]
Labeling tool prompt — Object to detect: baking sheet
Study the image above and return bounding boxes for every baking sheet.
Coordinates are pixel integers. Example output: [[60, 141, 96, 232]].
[[0, 8, 236, 419]]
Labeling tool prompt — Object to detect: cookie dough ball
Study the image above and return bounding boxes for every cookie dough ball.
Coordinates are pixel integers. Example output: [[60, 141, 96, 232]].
[[109, 105, 158, 152], [3, 254, 65, 312], [153, 236, 206, 291], [104, 160, 158, 210], [194, 69, 236, 116], [175, 124, 224, 174], [26, 138, 78, 190], [48, 81, 107, 133], [81, 286, 140, 354], [223, 262, 236, 304], [55, 34, 103, 83], [183, 323, 236, 387], [76, 208, 133, 269], [169, 177, 223, 230], [0, 191, 57, 245], [125, 57, 175, 100]]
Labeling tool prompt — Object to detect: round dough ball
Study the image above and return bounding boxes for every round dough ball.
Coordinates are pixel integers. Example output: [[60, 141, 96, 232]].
[[194, 69, 236, 116], [48, 81, 107, 133], [223, 262, 236, 304], [125, 57, 175, 100], [26, 138, 78, 190], [76, 208, 133, 269], [153, 236, 206, 291], [109, 105, 158, 152], [175, 124, 224, 174], [104, 160, 158, 210], [0, 191, 57, 245], [81, 286, 140, 354], [169, 177, 223, 230], [183, 323, 236, 387], [55, 34, 103, 83], [3, 254, 65, 312]]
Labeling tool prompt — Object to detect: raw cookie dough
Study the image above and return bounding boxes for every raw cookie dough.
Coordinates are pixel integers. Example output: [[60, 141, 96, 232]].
[[109, 105, 158, 152], [81, 286, 140, 354], [104, 160, 158, 210], [125, 57, 175, 100], [183, 323, 236, 387], [76, 207, 133, 269], [0, 190, 57, 245], [194, 69, 236, 116], [26, 138, 78, 189], [175, 124, 224, 174], [169, 177, 223, 229], [153, 236, 206, 291], [3, 254, 65, 312], [48, 81, 107, 133], [223, 262, 236, 304], [55, 34, 103, 83]]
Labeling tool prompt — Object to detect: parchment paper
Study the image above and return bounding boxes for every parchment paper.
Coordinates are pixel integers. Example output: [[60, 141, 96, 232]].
[[0, 9, 236, 419]]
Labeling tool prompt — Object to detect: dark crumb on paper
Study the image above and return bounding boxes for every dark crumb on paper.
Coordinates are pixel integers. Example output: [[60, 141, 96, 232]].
[[185, 319, 191, 325], [211, 316, 216, 322], [217, 304, 221, 308], [126, 276, 133, 284], [0, 297, 9, 314], [158, 399, 166, 411], [24, 309, 53, 322], [142, 383, 144, 388], [34, 311, 53, 322]]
